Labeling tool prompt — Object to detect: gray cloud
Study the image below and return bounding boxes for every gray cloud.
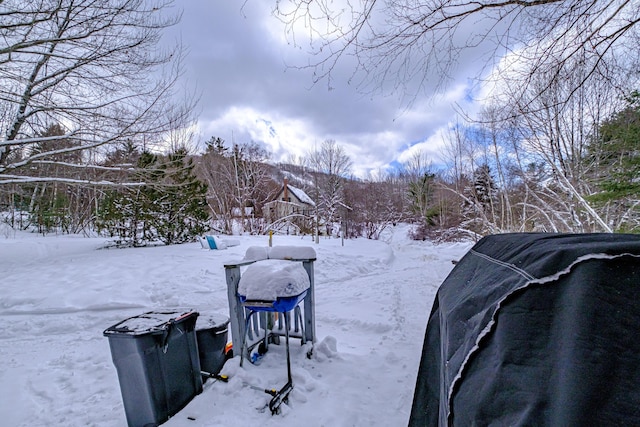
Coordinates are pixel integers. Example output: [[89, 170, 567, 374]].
[[165, 1, 483, 177]]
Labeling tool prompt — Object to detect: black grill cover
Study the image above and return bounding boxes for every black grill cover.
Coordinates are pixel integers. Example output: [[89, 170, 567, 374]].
[[409, 233, 640, 426]]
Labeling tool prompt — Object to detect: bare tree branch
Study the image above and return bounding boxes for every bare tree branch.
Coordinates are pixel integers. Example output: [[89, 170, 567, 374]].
[[0, 174, 145, 186], [0, 0, 190, 183], [274, 0, 639, 105]]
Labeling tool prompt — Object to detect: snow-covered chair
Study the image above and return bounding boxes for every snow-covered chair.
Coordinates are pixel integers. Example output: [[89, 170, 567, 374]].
[[224, 246, 316, 413], [199, 235, 241, 250]]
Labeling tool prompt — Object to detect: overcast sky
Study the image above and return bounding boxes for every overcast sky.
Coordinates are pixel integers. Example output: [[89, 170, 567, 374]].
[[164, 1, 488, 178]]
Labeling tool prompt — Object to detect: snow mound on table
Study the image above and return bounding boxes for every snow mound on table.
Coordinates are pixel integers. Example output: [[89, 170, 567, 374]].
[[238, 259, 310, 300], [269, 245, 316, 260], [242, 246, 269, 262], [242, 245, 316, 262]]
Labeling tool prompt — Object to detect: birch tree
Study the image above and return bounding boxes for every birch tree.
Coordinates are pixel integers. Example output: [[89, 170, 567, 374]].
[[230, 142, 274, 234], [197, 140, 235, 233], [0, 0, 192, 188], [499, 58, 616, 232], [306, 139, 353, 236], [197, 140, 273, 234]]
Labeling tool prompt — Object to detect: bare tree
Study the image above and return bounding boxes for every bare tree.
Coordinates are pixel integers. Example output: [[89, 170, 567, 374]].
[[498, 56, 617, 232], [306, 139, 353, 177], [442, 57, 620, 234], [347, 177, 400, 239], [197, 140, 273, 234], [0, 0, 193, 187], [197, 142, 236, 234], [274, 1, 639, 105], [231, 141, 274, 233], [306, 139, 353, 236]]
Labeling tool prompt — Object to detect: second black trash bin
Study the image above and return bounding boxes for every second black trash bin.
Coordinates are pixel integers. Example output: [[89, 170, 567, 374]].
[[104, 310, 203, 427], [195, 312, 230, 380]]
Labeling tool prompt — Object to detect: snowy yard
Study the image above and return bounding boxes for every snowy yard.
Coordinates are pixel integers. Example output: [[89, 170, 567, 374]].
[[0, 226, 471, 426]]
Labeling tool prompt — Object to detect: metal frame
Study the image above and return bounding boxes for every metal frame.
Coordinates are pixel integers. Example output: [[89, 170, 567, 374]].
[[224, 254, 316, 361]]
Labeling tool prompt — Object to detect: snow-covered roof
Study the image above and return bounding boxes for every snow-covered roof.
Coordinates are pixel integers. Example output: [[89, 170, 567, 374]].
[[287, 184, 315, 206]]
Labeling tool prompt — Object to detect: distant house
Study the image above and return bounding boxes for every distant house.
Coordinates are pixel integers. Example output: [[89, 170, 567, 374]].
[[264, 178, 316, 234]]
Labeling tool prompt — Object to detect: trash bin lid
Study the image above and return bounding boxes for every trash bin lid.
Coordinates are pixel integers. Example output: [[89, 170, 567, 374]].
[[104, 310, 198, 336], [196, 312, 229, 332]]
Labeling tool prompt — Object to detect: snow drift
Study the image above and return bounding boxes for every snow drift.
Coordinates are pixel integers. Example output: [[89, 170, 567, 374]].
[[0, 226, 472, 426]]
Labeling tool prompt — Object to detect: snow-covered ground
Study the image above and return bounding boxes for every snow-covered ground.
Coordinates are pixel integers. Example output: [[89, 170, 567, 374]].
[[0, 225, 472, 426]]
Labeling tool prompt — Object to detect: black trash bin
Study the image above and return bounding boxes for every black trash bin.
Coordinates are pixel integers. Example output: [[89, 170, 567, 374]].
[[196, 312, 230, 380], [104, 310, 203, 427]]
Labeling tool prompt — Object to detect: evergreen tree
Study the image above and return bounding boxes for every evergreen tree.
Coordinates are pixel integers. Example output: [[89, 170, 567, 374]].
[[591, 91, 640, 199], [96, 150, 161, 246], [460, 164, 498, 235], [472, 164, 497, 208], [150, 148, 210, 245], [408, 172, 439, 225], [587, 91, 640, 232], [205, 136, 228, 157], [97, 148, 209, 245]]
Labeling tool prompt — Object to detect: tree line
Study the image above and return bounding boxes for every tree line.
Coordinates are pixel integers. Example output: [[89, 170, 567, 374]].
[[2, 99, 639, 243], [2, 1, 638, 243], [269, 0, 640, 238]]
